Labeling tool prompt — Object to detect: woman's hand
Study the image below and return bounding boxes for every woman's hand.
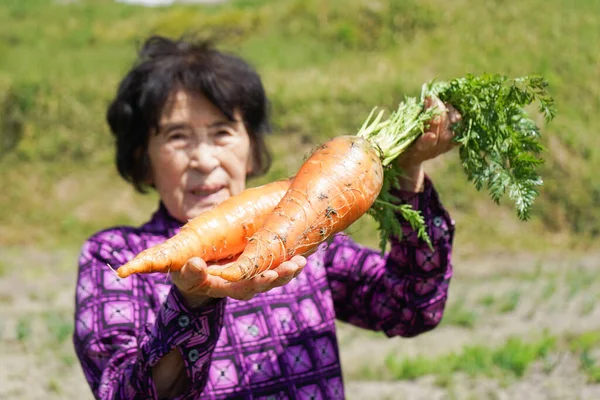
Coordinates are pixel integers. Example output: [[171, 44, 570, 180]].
[[170, 255, 307, 307], [153, 256, 306, 396], [395, 96, 462, 192]]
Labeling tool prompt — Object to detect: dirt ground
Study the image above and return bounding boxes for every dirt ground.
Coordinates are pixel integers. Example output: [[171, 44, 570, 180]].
[[0, 248, 599, 399]]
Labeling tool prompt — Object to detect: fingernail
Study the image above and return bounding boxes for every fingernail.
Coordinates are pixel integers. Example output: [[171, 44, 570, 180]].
[[188, 261, 199, 272]]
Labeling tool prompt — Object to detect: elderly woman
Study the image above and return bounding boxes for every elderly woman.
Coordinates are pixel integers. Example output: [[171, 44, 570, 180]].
[[72, 35, 458, 399]]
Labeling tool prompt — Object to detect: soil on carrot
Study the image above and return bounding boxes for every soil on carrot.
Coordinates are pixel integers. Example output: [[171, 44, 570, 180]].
[[1, 247, 599, 399]]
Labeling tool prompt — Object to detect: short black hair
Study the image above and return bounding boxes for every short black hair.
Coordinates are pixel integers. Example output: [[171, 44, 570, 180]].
[[106, 34, 272, 193]]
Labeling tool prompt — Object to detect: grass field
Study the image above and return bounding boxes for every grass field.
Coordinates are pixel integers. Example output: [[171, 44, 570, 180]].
[[1, 0, 599, 398], [1, 249, 599, 399], [1, 0, 599, 250]]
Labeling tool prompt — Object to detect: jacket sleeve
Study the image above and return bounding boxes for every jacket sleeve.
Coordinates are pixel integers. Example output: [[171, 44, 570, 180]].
[[324, 176, 455, 337], [72, 232, 226, 399]]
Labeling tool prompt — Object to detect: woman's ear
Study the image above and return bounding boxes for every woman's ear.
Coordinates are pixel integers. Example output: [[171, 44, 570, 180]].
[[136, 148, 154, 185], [246, 142, 255, 176], [143, 173, 154, 186], [143, 158, 154, 186]]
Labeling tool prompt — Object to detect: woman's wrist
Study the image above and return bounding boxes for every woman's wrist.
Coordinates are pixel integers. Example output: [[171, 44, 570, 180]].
[[174, 285, 215, 310], [396, 163, 425, 193], [183, 292, 215, 309]]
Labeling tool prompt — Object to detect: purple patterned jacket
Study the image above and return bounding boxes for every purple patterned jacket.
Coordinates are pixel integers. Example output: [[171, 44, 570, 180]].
[[72, 178, 454, 399]]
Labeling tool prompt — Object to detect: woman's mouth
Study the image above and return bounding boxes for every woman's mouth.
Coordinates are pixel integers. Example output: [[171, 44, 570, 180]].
[[189, 185, 227, 202]]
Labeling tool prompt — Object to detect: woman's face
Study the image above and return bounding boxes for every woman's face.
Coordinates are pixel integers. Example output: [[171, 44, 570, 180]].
[[147, 90, 252, 223]]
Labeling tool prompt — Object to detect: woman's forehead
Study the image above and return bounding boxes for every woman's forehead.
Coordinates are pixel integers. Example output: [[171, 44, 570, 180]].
[[160, 90, 227, 124]]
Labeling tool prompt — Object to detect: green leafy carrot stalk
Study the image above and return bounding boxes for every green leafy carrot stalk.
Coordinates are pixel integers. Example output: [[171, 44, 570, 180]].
[[356, 73, 556, 252]]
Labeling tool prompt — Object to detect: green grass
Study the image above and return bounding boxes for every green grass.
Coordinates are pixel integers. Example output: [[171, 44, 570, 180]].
[[440, 297, 478, 328], [567, 331, 600, 383], [478, 294, 496, 308], [385, 333, 556, 382], [47, 378, 61, 394], [0, 259, 8, 278], [566, 267, 597, 299], [384, 330, 600, 385], [0, 0, 599, 251], [541, 280, 557, 301], [497, 290, 521, 314], [15, 317, 31, 343], [581, 295, 597, 316], [43, 311, 74, 345]]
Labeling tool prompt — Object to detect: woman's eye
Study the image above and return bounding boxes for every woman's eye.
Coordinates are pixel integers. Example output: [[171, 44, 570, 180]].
[[213, 130, 235, 142], [168, 131, 188, 141], [215, 130, 232, 137]]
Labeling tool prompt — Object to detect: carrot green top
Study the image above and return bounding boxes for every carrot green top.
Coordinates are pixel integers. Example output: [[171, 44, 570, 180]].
[[72, 177, 454, 400]]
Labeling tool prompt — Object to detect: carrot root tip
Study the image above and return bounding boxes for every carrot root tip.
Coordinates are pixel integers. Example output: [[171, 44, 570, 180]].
[[207, 266, 223, 277], [107, 263, 122, 278], [218, 266, 245, 282]]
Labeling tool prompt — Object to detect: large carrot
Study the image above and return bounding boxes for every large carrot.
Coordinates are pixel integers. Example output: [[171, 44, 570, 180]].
[[114, 178, 291, 278], [209, 74, 555, 282], [117, 73, 554, 282], [208, 95, 439, 282], [205, 98, 438, 283], [208, 135, 386, 281]]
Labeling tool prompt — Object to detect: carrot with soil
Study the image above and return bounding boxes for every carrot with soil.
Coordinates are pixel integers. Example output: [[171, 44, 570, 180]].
[[116, 73, 555, 282], [210, 73, 556, 282], [114, 178, 292, 278], [209, 135, 389, 281]]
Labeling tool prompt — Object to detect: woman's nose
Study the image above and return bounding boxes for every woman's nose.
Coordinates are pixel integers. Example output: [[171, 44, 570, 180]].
[[189, 142, 220, 172]]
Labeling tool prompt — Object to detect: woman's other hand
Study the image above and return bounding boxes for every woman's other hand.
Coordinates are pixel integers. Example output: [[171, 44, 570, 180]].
[[394, 95, 462, 192], [170, 255, 307, 307]]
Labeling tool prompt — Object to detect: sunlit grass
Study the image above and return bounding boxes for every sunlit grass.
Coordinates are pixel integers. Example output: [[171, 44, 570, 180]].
[[0, 0, 599, 250], [441, 297, 478, 329], [382, 330, 600, 385]]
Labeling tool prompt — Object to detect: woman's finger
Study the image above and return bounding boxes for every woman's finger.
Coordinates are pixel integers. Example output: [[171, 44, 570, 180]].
[[264, 256, 307, 289], [253, 270, 280, 290], [235, 270, 279, 297], [426, 100, 449, 139], [286, 256, 307, 278], [232, 287, 257, 301], [203, 256, 307, 300], [235, 271, 279, 300], [269, 262, 299, 288], [173, 258, 208, 293], [423, 96, 433, 110], [447, 104, 462, 124], [443, 104, 462, 148], [203, 269, 278, 299], [422, 132, 439, 150]]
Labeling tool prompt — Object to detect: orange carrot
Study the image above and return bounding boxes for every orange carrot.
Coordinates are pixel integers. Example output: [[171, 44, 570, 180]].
[[208, 135, 385, 281], [118, 74, 554, 283], [208, 98, 446, 282], [115, 178, 291, 278]]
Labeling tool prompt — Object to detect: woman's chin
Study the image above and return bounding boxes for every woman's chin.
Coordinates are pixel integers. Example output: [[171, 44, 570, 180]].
[[184, 203, 214, 220], [184, 192, 230, 218]]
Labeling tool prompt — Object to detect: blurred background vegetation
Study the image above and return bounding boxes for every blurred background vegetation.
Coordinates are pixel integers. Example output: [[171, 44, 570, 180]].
[[0, 0, 598, 257]]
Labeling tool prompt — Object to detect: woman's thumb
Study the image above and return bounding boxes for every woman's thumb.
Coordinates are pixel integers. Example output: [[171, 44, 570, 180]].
[[178, 258, 208, 287]]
